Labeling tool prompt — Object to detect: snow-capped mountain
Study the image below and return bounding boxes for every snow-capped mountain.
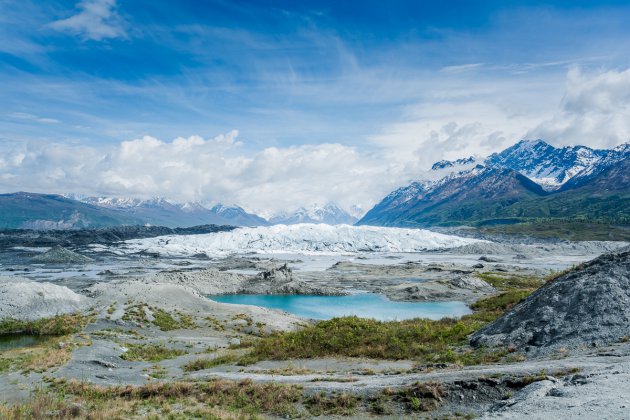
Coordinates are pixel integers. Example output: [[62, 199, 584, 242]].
[[71, 196, 267, 228], [485, 139, 611, 190], [269, 203, 358, 225], [359, 139, 629, 228]]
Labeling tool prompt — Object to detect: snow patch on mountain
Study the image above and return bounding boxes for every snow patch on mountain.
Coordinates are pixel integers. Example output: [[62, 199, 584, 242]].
[[118, 224, 484, 256]]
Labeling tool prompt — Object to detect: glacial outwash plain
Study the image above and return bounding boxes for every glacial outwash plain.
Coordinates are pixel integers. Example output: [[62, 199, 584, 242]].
[[0, 220, 629, 418]]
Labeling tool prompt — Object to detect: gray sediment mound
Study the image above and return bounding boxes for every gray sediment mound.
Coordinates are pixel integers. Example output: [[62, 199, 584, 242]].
[[86, 279, 303, 331], [385, 275, 495, 303], [0, 277, 91, 321], [238, 264, 346, 296], [148, 269, 245, 295], [147, 264, 345, 296], [31, 245, 93, 264], [470, 246, 630, 353]]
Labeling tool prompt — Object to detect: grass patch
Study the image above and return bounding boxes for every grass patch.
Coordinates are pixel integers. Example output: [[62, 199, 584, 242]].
[[120, 343, 185, 362], [54, 378, 302, 417], [469, 289, 532, 320], [0, 314, 87, 336], [121, 303, 149, 325], [304, 392, 358, 416], [183, 354, 238, 372], [475, 272, 543, 290], [152, 308, 197, 331], [245, 315, 503, 365], [151, 309, 179, 331]]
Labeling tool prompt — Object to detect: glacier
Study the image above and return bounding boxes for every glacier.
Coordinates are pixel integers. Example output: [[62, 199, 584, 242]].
[[118, 223, 484, 257]]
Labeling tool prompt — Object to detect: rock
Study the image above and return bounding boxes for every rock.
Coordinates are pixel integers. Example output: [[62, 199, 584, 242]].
[[473, 263, 485, 269], [471, 246, 630, 354], [0, 277, 92, 321], [238, 264, 346, 296], [479, 256, 499, 262], [31, 245, 93, 264]]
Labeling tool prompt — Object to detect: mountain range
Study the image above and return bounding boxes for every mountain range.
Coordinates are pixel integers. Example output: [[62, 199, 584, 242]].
[[0, 193, 356, 230], [358, 139, 630, 228]]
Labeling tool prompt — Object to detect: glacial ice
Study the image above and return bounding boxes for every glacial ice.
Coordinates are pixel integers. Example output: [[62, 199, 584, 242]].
[[120, 223, 484, 257]]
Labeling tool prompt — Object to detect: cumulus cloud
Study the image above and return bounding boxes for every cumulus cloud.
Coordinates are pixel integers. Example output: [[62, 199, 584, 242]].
[[49, 0, 126, 41], [528, 67, 630, 148], [0, 131, 409, 216]]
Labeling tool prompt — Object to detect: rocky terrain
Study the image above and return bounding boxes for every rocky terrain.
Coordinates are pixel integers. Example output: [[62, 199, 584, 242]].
[[471, 245, 630, 354], [0, 231, 629, 418]]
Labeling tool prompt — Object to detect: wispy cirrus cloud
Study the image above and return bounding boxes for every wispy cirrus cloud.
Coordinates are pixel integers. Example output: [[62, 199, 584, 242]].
[[7, 112, 60, 124], [49, 0, 127, 41]]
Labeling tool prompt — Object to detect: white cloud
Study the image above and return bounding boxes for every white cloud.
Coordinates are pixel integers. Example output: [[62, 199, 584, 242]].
[[528, 67, 630, 148], [49, 0, 126, 41], [0, 132, 409, 215]]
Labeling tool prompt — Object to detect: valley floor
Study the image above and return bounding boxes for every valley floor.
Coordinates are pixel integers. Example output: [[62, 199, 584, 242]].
[[0, 234, 628, 418]]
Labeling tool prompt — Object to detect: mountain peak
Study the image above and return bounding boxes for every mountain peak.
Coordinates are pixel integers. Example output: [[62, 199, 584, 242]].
[[269, 202, 357, 225]]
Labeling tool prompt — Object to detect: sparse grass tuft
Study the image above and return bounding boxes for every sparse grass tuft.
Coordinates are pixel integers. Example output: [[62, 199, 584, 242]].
[[304, 392, 358, 416], [152, 308, 197, 331], [120, 343, 185, 362], [398, 381, 446, 412], [475, 272, 543, 290]]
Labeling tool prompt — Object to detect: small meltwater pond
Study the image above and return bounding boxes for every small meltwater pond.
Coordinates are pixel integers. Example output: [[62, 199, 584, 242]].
[[0, 334, 48, 352], [210, 293, 471, 321]]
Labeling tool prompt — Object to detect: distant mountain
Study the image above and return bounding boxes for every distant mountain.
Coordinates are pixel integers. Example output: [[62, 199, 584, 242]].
[[76, 196, 268, 228], [209, 204, 269, 227], [269, 203, 358, 225], [0, 192, 143, 229], [359, 140, 630, 228]]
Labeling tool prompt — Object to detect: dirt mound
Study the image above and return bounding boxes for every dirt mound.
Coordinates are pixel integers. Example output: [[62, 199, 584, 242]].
[[31, 245, 93, 264], [470, 246, 630, 353], [0, 277, 91, 320]]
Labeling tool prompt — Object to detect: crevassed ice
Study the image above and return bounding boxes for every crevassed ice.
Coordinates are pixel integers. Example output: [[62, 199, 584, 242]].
[[121, 223, 485, 257]]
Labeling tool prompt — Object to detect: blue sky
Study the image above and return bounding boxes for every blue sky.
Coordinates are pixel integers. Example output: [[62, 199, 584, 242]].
[[2, 0, 630, 213]]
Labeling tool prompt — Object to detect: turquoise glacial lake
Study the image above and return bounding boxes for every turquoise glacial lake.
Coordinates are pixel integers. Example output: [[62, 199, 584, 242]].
[[210, 293, 471, 321]]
